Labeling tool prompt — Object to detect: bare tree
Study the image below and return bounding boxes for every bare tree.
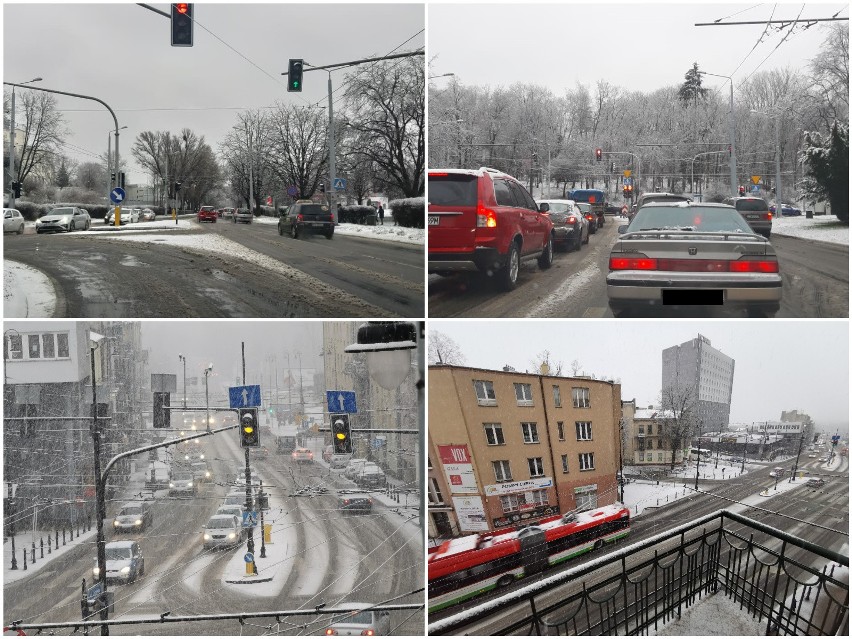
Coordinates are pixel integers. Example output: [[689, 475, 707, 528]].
[[808, 23, 849, 126], [532, 350, 563, 376], [268, 104, 328, 201], [570, 359, 582, 376], [75, 161, 106, 191], [428, 331, 465, 366], [343, 55, 425, 197], [220, 109, 280, 210], [659, 382, 699, 470], [5, 89, 67, 186]]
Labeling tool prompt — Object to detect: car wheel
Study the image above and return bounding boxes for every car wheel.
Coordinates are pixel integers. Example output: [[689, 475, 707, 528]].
[[291, 223, 299, 239], [538, 234, 553, 270], [85, 220, 91, 231], [583, 229, 590, 245], [499, 242, 520, 291], [324, 229, 334, 240], [17, 223, 24, 235], [496, 575, 514, 588], [69, 220, 76, 232]]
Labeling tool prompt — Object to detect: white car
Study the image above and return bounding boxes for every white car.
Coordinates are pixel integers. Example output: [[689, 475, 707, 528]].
[[202, 514, 244, 550], [105, 206, 140, 225], [35, 206, 91, 233], [325, 603, 391, 636], [3, 208, 24, 234], [141, 208, 156, 221]]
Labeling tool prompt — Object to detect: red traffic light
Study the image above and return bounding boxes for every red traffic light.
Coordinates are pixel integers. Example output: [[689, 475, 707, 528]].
[[595, 148, 602, 161], [175, 3, 189, 14]]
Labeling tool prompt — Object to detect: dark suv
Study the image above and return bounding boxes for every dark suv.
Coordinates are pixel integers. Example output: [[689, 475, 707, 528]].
[[428, 167, 554, 290], [278, 200, 334, 239], [723, 196, 772, 238]]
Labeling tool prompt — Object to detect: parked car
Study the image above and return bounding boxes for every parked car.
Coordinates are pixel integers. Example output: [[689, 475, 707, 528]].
[[233, 208, 253, 224], [278, 200, 334, 239], [576, 202, 597, 233], [202, 514, 244, 550], [324, 603, 391, 636], [140, 208, 156, 221], [3, 208, 24, 234], [93, 540, 144, 584], [330, 453, 352, 470], [344, 458, 370, 480], [292, 447, 314, 463], [769, 202, 802, 217], [168, 470, 196, 496], [338, 492, 373, 514], [197, 205, 217, 223], [428, 167, 554, 290], [723, 196, 772, 238], [112, 501, 153, 533], [36, 206, 91, 233], [536, 199, 589, 251], [607, 203, 782, 317], [354, 463, 386, 488]]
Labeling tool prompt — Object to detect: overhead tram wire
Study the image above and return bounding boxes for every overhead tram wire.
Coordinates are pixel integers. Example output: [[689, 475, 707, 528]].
[[737, 4, 809, 89]]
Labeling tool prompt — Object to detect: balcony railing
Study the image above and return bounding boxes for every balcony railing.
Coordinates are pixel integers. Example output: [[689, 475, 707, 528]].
[[428, 509, 848, 636]]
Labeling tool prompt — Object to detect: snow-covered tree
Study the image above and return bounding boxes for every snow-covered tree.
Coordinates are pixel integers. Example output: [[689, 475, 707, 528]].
[[799, 120, 848, 224], [428, 331, 465, 366], [659, 383, 699, 471]]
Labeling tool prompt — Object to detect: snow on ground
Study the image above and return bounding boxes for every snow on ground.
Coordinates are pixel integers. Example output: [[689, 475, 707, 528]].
[[3, 260, 57, 317], [622, 480, 692, 517], [252, 215, 424, 245], [526, 261, 603, 317], [770, 213, 848, 245], [3, 524, 97, 586], [649, 586, 765, 635]]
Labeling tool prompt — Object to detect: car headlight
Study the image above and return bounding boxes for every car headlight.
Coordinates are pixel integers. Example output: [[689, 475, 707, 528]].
[[93, 567, 100, 576], [120, 566, 130, 574], [187, 481, 193, 487], [169, 482, 175, 488], [227, 532, 236, 539], [134, 519, 142, 525], [113, 520, 120, 526], [199, 454, 204, 460], [205, 472, 211, 478], [203, 533, 211, 540]]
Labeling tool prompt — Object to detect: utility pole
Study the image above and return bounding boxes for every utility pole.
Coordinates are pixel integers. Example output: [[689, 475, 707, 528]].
[[241, 342, 256, 574], [790, 432, 805, 482], [89, 339, 109, 636]]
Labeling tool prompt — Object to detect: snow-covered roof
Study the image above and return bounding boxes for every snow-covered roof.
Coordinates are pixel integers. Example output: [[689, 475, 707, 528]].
[[634, 408, 673, 420]]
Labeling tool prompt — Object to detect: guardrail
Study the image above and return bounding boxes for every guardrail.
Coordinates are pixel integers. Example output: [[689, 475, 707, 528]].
[[429, 509, 848, 636]]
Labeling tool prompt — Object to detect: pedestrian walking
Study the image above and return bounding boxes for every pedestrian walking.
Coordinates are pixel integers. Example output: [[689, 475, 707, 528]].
[[377, 204, 385, 225]]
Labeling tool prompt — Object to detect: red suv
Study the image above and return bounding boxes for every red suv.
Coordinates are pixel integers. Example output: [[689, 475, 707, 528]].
[[428, 167, 554, 290], [197, 206, 217, 223]]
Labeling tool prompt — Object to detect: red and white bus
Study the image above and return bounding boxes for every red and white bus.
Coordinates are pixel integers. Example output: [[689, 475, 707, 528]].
[[428, 503, 630, 612]]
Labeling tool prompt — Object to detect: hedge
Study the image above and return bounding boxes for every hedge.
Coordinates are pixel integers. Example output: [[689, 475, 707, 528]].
[[388, 197, 424, 228], [338, 205, 378, 225]]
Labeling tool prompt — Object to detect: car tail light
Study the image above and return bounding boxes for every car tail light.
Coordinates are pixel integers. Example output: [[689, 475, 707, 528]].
[[567, 216, 576, 224], [610, 256, 658, 270], [476, 204, 497, 228], [729, 258, 779, 273], [766, 212, 773, 221], [325, 629, 337, 636], [360, 630, 376, 636], [297, 214, 304, 222]]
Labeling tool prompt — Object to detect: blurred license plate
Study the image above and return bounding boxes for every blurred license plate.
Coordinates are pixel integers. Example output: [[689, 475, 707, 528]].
[[746, 214, 760, 219], [663, 289, 723, 305], [428, 216, 440, 226]]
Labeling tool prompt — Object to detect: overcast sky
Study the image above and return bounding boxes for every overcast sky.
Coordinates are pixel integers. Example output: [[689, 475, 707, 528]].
[[142, 321, 324, 394], [429, 320, 850, 432], [3, 2, 424, 182], [428, 2, 846, 94]]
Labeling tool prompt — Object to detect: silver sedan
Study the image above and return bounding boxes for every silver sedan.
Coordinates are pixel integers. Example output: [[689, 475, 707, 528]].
[[607, 202, 782, 317]]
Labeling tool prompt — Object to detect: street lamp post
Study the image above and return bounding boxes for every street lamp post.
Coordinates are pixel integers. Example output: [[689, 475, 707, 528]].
[[106, 125, 128, 195], [178, 354, 187, 409], [7, 77, 42, 208], [694, 427, 702, 491], [750, 107, 784, 211], [203, 364, 213, 431], [88, 332, 109, 635], [699, 71, 738, 196]]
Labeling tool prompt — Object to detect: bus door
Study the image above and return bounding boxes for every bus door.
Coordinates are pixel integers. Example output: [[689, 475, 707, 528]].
[[517, 526, 549, 575]]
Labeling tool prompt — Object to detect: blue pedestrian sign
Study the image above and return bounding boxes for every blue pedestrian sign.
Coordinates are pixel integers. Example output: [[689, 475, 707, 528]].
[[287, 185, 298, 197], [333, 178, 346, 191], [109, 187, 126, 204], [751, 185, 760, 193], [244, 552, 254, 563], [229, 385, 261, 408], [242, 511, 258, 527], [327, 390, 357, 414], [87, 582, 102, 602]]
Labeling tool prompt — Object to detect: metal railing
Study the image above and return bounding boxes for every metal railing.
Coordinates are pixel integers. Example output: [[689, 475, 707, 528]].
[[429, 509, 848, 636]]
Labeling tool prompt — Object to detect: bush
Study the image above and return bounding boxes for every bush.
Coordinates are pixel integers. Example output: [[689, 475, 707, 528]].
[[338, 205, 377, 225], [388, 197, 424, 228]]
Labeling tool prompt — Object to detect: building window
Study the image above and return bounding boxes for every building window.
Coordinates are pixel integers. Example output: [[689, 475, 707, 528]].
[[493, 460, 512, 482], [572, 387, 590, 408], [638, 425, 645, 434], [500, 489, 549, 515], [658, 452, 664, 462], [576, 421, 592, 441], [557, 421, 565, 441], [561, 454, 569, 473], [5, 332, 70, 361], [514, 383, 534, 406], [28, 335, 40, 359], [528, 457, 545, 477], [552, 385, 562, 407], [521, 422, 539, 444], [579, 452, 595, 471], [473, 380, 497, 406], [575, 486, 598, 511], [483, 423, 505, 446], [428, 478, 444, 504]]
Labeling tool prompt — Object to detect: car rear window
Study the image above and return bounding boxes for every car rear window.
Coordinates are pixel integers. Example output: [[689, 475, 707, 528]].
[[641, 195, 691, 206], [543, 202, 570, 214], [571, 190, 605, 204], [734, 199, 769, 212], [428, 174, 478, 206], [630, 206, 753, 233], [51, 207, 75, 215], [299, 204, 329, 215]]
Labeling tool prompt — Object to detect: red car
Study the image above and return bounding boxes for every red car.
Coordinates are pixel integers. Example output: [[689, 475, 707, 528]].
[[197, 206, 217, 223], [428, 167, 554, 291]]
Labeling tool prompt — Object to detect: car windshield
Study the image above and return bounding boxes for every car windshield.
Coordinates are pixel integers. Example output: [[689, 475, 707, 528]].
[[338, 611, 374, 625], [428, 174, 477, 206], [628, 206, 754, 233], [119, 506, 142, 516], [51, 208, 75, 216], [206, 518, 235, 529], [105, 547, 132, 561], [735, 199, 769, 212], [542, 202, 571, 214]]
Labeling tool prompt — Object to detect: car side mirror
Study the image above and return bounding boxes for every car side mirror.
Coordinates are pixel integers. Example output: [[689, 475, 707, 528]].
[[539, 202, 550, 213], [618, 225, 629, 234]]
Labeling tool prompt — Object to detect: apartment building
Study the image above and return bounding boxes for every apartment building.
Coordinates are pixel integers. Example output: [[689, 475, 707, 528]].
[[621, 400, 684, 466], [428, 365, 621, 537]]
